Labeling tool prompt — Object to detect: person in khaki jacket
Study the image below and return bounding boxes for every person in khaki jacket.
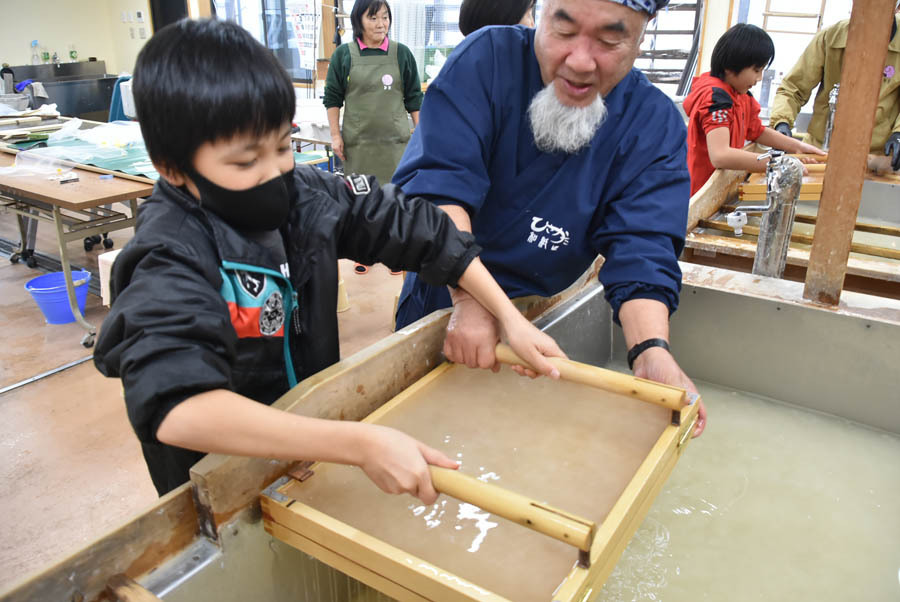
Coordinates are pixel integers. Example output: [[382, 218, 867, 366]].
[[769, 8, 900, 171]]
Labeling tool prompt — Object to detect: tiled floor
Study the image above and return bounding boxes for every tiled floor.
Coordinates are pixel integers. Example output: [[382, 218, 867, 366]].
[[0, 212, 404, 589]]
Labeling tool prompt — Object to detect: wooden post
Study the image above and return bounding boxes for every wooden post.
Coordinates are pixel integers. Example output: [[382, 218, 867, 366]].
[[186, 0, 212, 19], [803, 0, 896, 305], [321, 1, 338, 58]]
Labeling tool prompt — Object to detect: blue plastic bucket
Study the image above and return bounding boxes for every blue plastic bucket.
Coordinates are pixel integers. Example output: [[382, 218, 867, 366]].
[[24, 270, 91, 325]]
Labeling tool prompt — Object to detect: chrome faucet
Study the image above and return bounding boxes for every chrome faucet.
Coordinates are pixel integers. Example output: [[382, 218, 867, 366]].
[[725, 150, 804, 278], [823, 83, 840, 151]]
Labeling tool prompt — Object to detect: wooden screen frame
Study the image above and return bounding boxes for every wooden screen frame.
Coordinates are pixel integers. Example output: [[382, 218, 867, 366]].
[[261, 363, 700, 602]]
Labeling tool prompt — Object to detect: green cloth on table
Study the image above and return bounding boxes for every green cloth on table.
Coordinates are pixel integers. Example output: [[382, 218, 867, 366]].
[[21, 137, 160, 180], [8, 142, 328, 182]]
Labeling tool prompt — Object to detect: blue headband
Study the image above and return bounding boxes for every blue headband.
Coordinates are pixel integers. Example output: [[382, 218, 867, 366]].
[[608, 0, 669, 14]]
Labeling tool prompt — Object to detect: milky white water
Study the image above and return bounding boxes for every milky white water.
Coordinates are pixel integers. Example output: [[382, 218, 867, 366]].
[[597, 380, 900, 602]]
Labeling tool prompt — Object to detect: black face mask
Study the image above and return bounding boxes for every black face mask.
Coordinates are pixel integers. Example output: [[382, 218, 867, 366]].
[[188, 168, 295, 231]]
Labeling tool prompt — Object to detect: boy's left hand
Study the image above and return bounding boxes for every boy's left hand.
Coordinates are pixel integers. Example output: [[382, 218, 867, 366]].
[[500, 316, 566, 379], [793, 142, 827, 162]]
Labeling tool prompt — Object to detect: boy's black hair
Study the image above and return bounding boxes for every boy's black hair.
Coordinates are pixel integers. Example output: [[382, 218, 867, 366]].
[[133, 18, 295, 176], [458, 0, 535, 36], [350, 0, 393, 43], [710, 23, 775, 81]]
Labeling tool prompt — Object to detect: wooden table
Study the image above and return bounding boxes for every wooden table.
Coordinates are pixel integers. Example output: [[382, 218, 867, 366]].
[[0, 151, 153, 346]]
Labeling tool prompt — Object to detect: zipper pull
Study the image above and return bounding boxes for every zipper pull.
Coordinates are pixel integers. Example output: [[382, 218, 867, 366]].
[[292, 293, 301, 334]]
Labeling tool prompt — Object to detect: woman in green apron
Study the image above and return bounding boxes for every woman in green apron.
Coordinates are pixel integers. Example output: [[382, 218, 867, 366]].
[[324, 0, 423, 274]]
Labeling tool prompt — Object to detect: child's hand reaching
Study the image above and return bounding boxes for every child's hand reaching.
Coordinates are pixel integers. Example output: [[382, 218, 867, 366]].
[[793, 142, 827, 161], [358, 424, 458, 504], [452, 257, 567, 379], [499, 313, 566, 379]]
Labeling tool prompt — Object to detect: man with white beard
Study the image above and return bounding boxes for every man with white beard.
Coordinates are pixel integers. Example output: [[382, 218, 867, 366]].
[[392, 0, 706, 435]]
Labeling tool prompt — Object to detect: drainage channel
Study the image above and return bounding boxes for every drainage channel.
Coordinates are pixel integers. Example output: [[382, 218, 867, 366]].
[[0, 356, 94, 396]]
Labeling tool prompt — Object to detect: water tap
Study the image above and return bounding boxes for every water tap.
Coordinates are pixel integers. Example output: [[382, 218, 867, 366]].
[[725, 150, 786, 235], [726, 211, 748, 236], [823, 83, 840, 151]]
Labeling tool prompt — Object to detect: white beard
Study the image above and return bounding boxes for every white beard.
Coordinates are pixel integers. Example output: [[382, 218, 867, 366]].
[[527, 83, 608, 154]]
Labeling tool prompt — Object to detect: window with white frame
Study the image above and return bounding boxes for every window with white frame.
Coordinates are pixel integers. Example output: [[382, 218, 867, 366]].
[[739, 0, 853, 111]]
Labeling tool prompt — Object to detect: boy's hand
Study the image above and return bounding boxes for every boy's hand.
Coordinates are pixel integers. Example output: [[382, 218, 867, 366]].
[[358, 424, 458, 504], [450, 257, 563, 378], [445, 290, 566, 379], [500, 315, 566, 380], [793, 142, 827, 161]]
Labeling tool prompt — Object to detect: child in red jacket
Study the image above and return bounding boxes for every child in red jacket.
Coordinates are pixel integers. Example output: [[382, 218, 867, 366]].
[[684, 23, 825, 195]]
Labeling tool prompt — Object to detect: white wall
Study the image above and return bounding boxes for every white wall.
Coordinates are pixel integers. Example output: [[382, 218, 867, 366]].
[[108, 0, 157, 73], [696, 0, 855, 112], [697, 1, 732, 76], [699, 0, 854, 78], [0, 0, 151, 75], [742, 0, 853, 107]]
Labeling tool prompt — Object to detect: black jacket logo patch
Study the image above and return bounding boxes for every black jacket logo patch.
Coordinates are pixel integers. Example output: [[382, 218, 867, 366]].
[[260, 291, 285, 336], [238, 271, 265, 298], [346, 174, 371, 195]]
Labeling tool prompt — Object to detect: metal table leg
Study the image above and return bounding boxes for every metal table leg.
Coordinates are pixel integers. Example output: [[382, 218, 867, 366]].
[[52, 205, 96, 347], [23, 210, 38, 265], [13, 212, 28, 257], [10, 209, 38, 267]]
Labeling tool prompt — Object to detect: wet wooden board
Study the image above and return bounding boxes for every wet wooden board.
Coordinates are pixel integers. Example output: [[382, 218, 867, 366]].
[[687, 165, 744, 232], [0, 485, 198, 602], [684, 231, 900, 286], [739, 192, 824, 201], [698, 218, 900, 261], [685, 150, 900, 296], [740, 169, 900, 196], [262, 362, 699, 602]]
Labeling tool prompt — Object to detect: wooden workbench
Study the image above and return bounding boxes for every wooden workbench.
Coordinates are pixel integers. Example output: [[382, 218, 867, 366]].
[[683, 163, 900, 299], [738, 169, 900, 201], [0, 150, 153, 346]]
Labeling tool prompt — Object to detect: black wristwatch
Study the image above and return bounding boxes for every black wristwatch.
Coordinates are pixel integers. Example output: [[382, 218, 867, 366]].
[[627, 338, 670, 370]]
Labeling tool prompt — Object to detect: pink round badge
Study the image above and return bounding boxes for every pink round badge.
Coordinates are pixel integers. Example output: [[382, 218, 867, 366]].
[[382, 74, 393, 86]]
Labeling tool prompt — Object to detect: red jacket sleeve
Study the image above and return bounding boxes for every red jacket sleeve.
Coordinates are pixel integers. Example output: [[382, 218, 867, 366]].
[[698, 86, 734, 134]]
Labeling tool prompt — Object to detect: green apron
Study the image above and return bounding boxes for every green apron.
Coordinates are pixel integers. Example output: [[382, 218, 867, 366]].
[[342, 40, 411, 185]]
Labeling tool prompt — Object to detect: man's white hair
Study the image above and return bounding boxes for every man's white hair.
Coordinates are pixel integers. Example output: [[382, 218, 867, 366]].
[[528, 84, 608, 154]]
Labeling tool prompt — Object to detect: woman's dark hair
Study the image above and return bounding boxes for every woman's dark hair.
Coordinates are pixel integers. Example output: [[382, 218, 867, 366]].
[[458, 0, 535, 36], [350, 0, 392, 43], [133, 18, 295, 176], [710, 23, 775, 80]]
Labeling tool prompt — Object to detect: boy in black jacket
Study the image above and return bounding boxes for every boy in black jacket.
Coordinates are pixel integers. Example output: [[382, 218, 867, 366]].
[[94, 18, 563, 498]]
